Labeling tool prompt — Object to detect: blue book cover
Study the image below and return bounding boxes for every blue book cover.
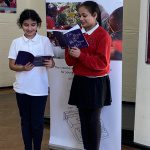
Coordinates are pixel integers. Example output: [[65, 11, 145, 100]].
[[15, 51, 34, 65], [15, 51, 52, 66], [53, 24, 88, 49], [33, 56, 52, 66]]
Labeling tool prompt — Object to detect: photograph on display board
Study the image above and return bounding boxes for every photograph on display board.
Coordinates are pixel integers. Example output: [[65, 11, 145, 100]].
[[0, 0, 16, 13], [102, 6, 123, 60], [146, 2, 150, 64], [46, 2, 81, 49], [46, 2, 80, 30], [47, 31, 66, 49], [46, 2, 123, 61]]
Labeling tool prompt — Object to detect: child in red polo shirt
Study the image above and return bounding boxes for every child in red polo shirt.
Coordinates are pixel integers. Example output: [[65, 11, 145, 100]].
[[65, 1, 112, 150]]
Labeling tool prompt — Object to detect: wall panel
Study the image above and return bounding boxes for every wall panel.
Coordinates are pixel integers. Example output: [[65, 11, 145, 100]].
[[0, 0, 46, 87]]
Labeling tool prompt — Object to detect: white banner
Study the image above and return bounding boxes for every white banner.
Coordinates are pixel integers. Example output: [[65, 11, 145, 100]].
[[47, 0, 122, 149], [48, 59, 122, 150]]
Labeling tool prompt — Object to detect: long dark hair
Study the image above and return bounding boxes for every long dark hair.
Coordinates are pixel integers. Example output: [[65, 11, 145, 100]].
[[77, 1, 102, 26]]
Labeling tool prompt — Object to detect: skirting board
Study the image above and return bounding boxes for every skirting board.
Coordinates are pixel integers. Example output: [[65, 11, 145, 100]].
[[122, 129, 150, 149], [48, 144, 82, 150]]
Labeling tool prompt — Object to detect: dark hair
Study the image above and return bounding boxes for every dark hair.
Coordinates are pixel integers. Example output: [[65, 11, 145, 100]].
[[17, 9, 42, 28], [77, 1, 102, 26]]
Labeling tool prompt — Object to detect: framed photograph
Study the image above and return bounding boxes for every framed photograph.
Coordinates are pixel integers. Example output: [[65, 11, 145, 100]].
[[0, 0, 16, 13], [146, 1, 150, 63]]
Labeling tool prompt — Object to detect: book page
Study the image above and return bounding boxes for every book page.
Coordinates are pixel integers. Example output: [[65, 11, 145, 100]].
[[64, 24, 80, 34]]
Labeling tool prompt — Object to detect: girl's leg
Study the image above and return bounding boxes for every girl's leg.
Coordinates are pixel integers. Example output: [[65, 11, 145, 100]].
[[89, 108, 101, 150], [16, 93, 32, 150], [30, 96, 47, 150], [78, 108, 101, 150]]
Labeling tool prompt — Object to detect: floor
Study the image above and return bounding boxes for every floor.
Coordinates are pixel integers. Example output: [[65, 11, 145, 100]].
[[0, 88, 141, 150]]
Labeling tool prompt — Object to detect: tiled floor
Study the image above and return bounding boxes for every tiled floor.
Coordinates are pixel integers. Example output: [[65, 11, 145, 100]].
[[0, 88, 141, 150]]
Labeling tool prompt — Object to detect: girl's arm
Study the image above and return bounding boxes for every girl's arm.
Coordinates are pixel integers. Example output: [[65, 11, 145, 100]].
[[9, 59, 34, 72], [65, 47, 77, 66]]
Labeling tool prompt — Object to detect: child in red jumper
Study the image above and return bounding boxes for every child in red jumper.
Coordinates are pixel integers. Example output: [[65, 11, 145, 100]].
[[65, 1, 112, 150]]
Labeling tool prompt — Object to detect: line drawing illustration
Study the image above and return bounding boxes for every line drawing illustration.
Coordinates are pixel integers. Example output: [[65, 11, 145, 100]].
[[64, 108, 82, 143], [63, 107, 109, 143]]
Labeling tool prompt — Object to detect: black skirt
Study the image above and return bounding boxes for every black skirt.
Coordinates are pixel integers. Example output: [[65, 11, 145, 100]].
[[68, 75, 112, 108]]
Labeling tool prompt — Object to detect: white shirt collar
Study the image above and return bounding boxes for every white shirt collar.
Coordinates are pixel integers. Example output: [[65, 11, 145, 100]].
[[23, 33, 39, 42], [81, 23, 99, 35]]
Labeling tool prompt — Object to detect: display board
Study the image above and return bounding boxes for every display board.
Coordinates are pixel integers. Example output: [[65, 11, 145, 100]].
[[48, 60, 122, 150], [46, 0, 123, 149]]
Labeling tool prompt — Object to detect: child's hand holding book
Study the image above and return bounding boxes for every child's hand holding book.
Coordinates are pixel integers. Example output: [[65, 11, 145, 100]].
[[43, 58, 55, 68], [69, 47, 81, 58]]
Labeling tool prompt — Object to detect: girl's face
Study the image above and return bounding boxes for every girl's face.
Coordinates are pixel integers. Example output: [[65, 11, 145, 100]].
[[22, 19, 38, 39], [78, 6, 97, 31]]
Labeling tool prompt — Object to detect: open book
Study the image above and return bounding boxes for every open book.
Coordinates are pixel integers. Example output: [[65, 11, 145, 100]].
[[53, 24, 89, 49], [15, 51, 52, 66]]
